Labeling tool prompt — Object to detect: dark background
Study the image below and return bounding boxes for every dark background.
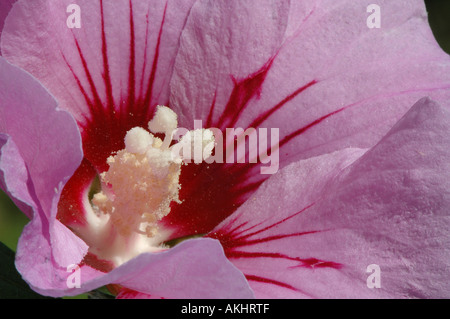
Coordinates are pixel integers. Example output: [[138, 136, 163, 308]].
[[0, 0, 450, 251], [426, 0, 450, 53]]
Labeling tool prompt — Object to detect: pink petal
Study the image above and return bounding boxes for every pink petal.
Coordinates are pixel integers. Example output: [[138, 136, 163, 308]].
[[0, 135, 36, 220], [210, 98, 450, 298], [0, 133, 88, 294], [29, 238, 254, 299], [209, 147, 365, 298], [0, 57, 83, 219], [164, 0, 450, 238], [0, 0, 16, 49], [170, 0, 290, 128], [0, 57, 87, 267], [172, 0, 450, 163], [91, 238, 253, 299], [2, 0, 196, 122]]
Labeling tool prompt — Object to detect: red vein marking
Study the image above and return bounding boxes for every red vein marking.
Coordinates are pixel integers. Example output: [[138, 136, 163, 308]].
[[228, 251, 342, 269], [127, 0, 136, 112], [73, 39, 102, 106], [217, 58, 274, 130], [279, 104, 351, 149], [231, 230, 321, 248], [235, 203, 315, 242], [100, 0, 115, 112], [225, 220, 250, 237], [61, 52, 94, 117], [223, 105, 348, 179], [139, 8, 151, 98], [245, 274, 308, 295], [249, 80, 318, 129], [209, 204, 316, 251], [294, 258, 342, 270], [279, 4, 316, 50], [143, 1, 168, 113]]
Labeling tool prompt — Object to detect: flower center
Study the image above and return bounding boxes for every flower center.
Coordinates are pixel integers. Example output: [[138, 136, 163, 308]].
[[92, 128, 182, 238], [86, 106, 215, 264]]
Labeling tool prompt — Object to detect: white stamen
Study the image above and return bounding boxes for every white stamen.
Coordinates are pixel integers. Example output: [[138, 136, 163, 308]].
[[148, 105, 178, 135], [125, 127, 154, 154]]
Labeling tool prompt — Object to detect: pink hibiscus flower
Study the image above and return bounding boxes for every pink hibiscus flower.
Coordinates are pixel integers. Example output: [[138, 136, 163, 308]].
[[1, 0, 450, 298]]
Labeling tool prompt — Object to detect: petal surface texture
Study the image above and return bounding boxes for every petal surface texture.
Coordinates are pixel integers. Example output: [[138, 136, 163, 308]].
[[166, 0, 450, 236], [0, 0, 16, 47], [0, 56, 88, 285], [211, 98, 450, 298]]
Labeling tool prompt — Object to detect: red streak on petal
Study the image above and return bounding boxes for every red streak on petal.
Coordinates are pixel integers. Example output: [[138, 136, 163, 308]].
[[249, 79, 318, 129], [225, 217, 249, 235], [61, 51, 95, 120], [216, 58, 274, 130], [225, 203, 315, 243], [245, 274, 308, 295], [100, 0, 115, 113], [143, 1, 167, 114], [229, 231, 321, 248], [127, 0, 136, 111], [228, 251, 342, 270], [296, 258, 342, 270], [220, 104, 349, 185], [208, 202, 341, 284], [208, 205, 316, 250], [139, 9, 151, 98], [73, 38, 104, 112], [280, 107, 347, 149], [197, 79, 317, 192]]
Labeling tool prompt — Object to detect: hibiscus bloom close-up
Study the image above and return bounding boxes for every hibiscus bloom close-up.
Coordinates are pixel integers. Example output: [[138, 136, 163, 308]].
[[0, 0, 450, 300]]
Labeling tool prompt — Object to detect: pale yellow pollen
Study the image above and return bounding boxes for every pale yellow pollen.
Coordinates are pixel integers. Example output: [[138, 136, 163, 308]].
[[91, 106, 215, 240], [92, 146, 181, 237]]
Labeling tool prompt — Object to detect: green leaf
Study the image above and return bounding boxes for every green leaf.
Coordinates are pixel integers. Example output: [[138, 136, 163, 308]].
[[0, 241, 51, 299]]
